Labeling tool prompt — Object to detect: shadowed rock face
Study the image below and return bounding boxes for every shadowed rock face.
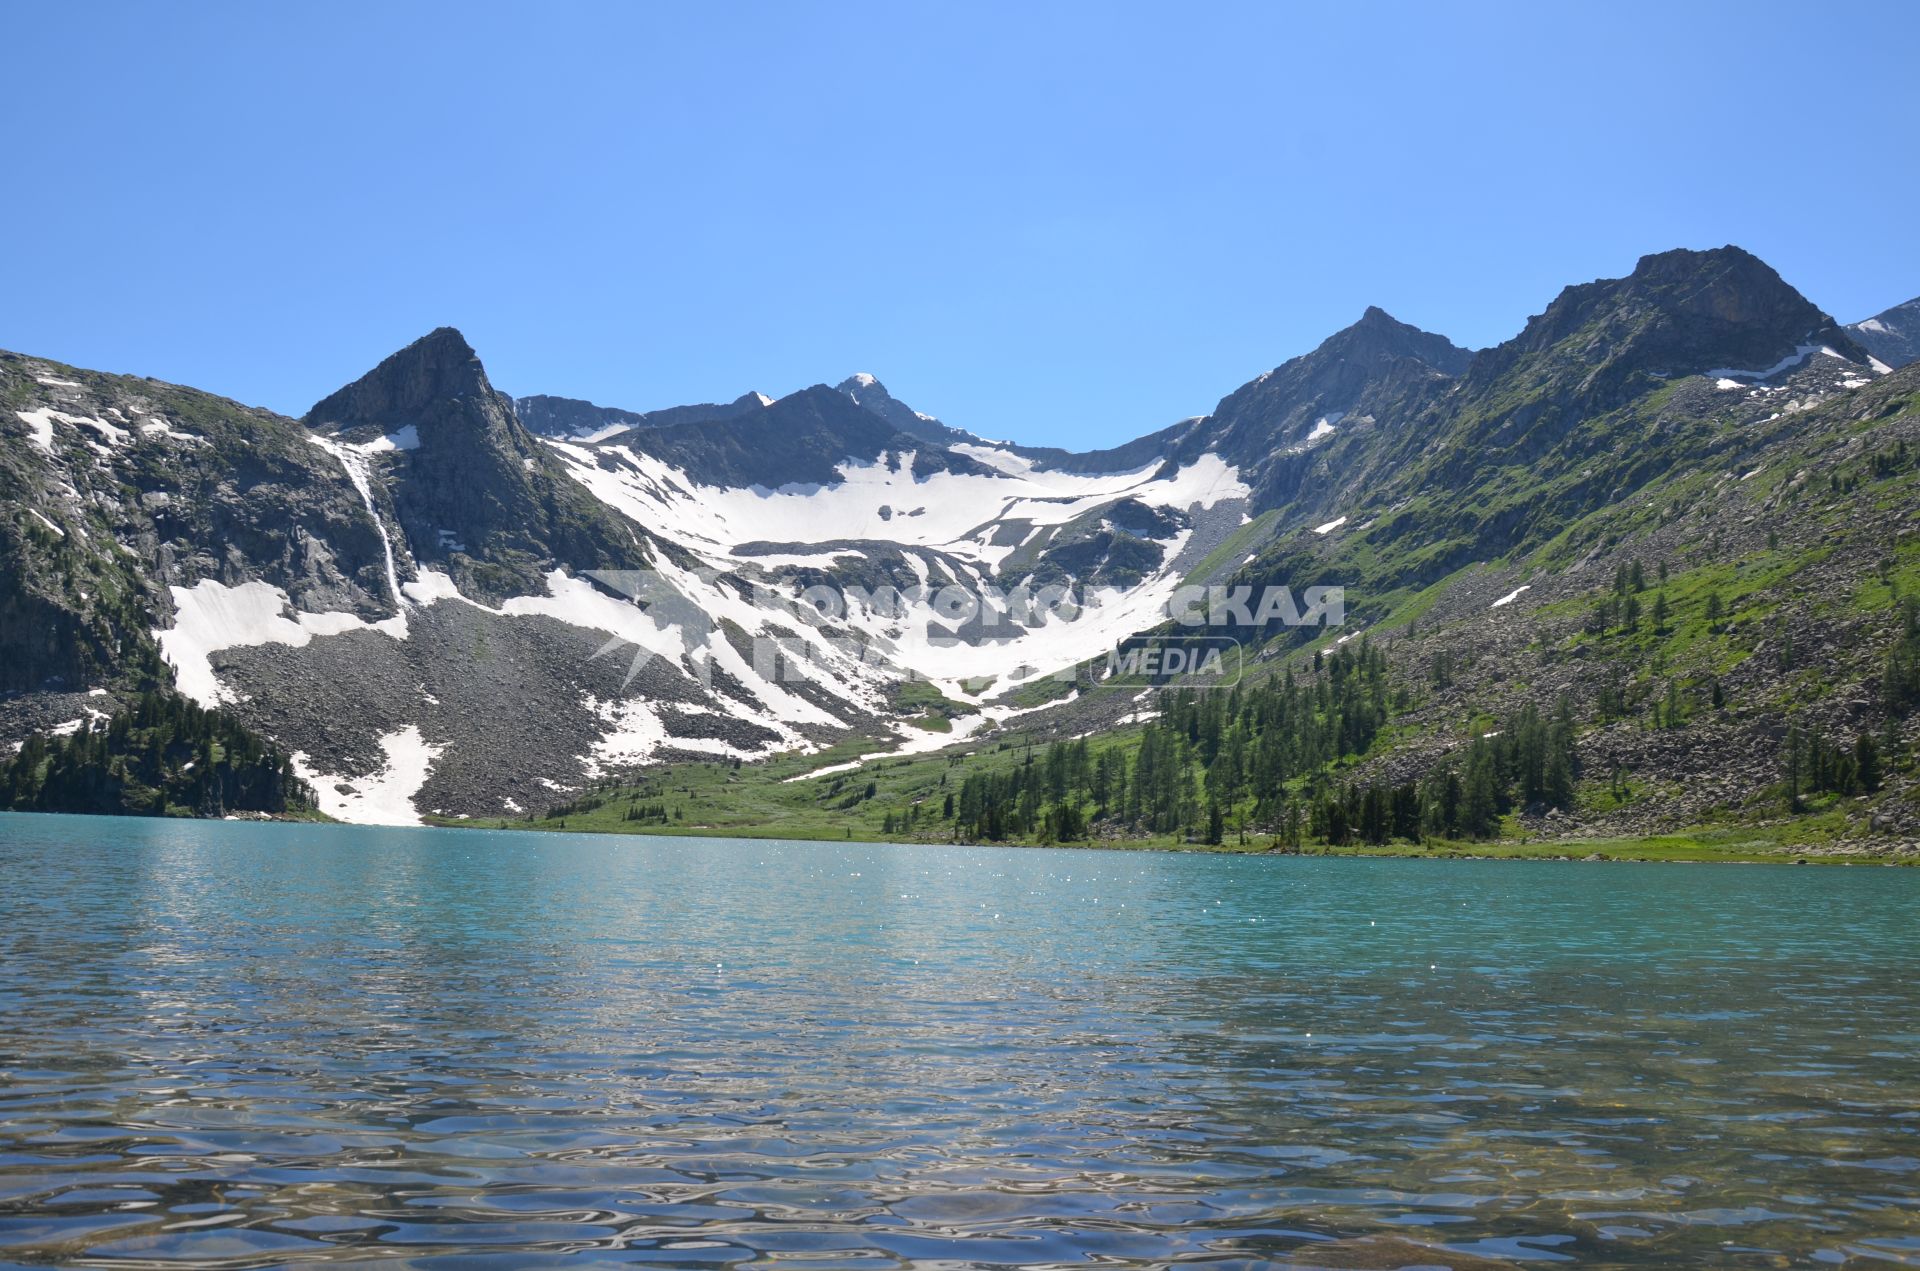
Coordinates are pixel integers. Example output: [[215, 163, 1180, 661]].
[[306, 327, 495, 438], [835, 374, 979, 450], [305, 328, 649, 601], [1363, 244, 1882, 491], [1198, 307, 1470, 454], [1850, 295, 1920, 369]]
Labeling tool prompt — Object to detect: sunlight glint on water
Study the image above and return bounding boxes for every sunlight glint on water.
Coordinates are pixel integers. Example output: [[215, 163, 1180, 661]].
[[0, 813, 1915, 1267]]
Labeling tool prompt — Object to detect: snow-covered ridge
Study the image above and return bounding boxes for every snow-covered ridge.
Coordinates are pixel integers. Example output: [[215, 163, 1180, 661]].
[[507, 434, 1260, 721], [549, 440, 1247, 573]]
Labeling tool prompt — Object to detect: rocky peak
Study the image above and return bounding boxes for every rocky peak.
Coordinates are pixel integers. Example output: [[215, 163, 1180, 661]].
[[1319, 306, 1474, 375], [305, 327, 500, 438], [301, 331, 647, 602], [1191, 311, 1470, 466], [835, 372, 900, 413], [1474, 246, 1870, 394], [622, 384, 995, 488], [835, 373, 974, 448]]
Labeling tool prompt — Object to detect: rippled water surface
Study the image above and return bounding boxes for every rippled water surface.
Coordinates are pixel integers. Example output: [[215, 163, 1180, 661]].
[[1, 814, 1917, 1267]]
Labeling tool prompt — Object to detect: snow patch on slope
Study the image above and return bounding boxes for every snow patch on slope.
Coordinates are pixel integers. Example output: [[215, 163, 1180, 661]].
[[15, 409, 58, 454], [1491, 585, 1531, 608], [1305, 412, 1343, 443], [552, 442, 1246, 573], [15, 407, 129, 454], [1706, 343, 1856, 383], [543, 439, 1251, 698], [157, 579, 409, 707], [292, 726, 442, 826]]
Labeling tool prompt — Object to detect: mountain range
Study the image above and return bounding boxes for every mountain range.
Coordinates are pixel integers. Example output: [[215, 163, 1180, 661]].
[[4, 246, 1919, 846]]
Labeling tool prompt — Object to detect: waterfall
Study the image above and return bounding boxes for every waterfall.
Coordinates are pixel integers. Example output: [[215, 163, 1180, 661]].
[[312, 435, 409, 635]]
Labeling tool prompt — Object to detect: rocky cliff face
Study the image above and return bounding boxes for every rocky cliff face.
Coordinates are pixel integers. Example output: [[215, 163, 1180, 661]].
[[0, 346, 413, 769], [306, 328, 650, 601]]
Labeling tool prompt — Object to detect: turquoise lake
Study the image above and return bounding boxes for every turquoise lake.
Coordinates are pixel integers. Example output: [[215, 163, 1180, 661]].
[[0, 812, 1916, 1267]]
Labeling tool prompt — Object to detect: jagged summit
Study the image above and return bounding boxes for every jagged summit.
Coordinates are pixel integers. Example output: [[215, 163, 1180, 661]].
[[1190, 309, 1470, 464], [1322, 307, 1474, 375], [834, 372, 900, 411], [1472, 246, 1870, 395], [620, 383, 995, 488], [299, 328, 646, 601], [835, 373, 976, 449], [305, 327, 495, 434]]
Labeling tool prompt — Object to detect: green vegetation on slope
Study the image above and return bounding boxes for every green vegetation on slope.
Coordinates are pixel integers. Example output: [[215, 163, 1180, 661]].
[[0, 692, 320, 819]]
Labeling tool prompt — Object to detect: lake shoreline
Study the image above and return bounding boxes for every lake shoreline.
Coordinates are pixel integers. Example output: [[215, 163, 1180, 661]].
[[431, 814, 1920, 865], [3, 804, 1905, 865]]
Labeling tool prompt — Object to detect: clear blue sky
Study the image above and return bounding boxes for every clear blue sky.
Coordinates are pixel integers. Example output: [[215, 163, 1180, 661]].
[[5, 2, 1917, 448]]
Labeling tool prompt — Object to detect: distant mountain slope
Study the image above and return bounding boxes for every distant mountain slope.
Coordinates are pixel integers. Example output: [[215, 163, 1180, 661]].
[[515, 390, 772, 441], [836, 374, 1196, 475], [611, 384, 997, 487], [1173, 306, 1472, 511], [1269, 246, 1889, 591], [1850, 295, 1920, 369]]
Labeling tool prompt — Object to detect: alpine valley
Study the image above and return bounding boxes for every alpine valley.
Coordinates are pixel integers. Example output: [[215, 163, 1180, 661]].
[[6, 246, 1920, 856]]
